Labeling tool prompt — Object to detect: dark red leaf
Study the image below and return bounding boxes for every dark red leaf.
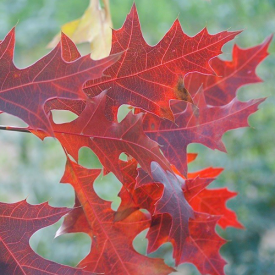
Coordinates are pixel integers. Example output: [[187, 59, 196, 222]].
[[115, 153, 201, 222], [179, 212, 227, 275], [115, 159, 163, 222], [45, 33, 86, 116], [115, 158, 240, 273], [45, 91, 171, 180], [143, 88, 265, 175], [137, 162, 194, 265], [0, 200, 93, 274], [0, 29, 119, 135]]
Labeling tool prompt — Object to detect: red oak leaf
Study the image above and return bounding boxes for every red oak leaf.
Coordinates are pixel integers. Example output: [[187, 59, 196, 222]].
[[56, 195, 91, 236], [46, 91, 171, 180], [187, 153, 198, 163], [115, 159, 163, 222], [115, 153, 200, 222], [144, 173, 219, 255], [114, 158, 239, 273], [0, 29, 119, 135], [178, 166, 243, 229], [146, 213, 173, 255], [83, 4, 240, 120], [58, 158, 174, 275], [187, 166, 224, 179], [113, 160, 179, 260], [0, 200, 93, 275], [178, 165, 243, 229], [45, 33, 86, 116], [137, 162, 194, 265], [188, 188, 244, 229], [184, 35, 273, 105], [179, 212, 227, 275], [143, 165, 229, 274], [143, 88, 265, 175], [183, 176, 217, 201]]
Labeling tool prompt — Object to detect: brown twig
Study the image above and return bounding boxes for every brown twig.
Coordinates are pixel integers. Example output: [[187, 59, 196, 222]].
[[0, 125, 31, 133]]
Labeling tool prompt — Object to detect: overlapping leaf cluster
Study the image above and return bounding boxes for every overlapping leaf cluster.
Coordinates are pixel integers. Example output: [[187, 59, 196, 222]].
[[0, 5, 271, 275]]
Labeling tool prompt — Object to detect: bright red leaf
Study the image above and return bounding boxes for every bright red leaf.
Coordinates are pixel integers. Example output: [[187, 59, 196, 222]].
[[0, 200, 93, 274], [0, 29, 119, 135], [189, 188, 243, 229], [184, 35, 272, 106], [58, 158, 174, 275], [187, 167, 224, 180], [83, 4, 240, 121], [182, 167, 243, 229]]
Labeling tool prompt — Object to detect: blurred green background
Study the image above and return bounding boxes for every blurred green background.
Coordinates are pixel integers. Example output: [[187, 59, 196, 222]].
[[0, 0, 274, 274]]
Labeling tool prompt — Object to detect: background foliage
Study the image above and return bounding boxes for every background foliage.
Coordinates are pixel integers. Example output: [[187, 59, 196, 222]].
[[0, 0, 274, 274]]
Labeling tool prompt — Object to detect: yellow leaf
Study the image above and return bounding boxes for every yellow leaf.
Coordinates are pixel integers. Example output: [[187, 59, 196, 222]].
[[48, 0, 112, 59]]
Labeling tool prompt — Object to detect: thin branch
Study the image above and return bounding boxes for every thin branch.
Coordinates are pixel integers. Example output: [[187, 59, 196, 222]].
[[0, 125, 31, 133]]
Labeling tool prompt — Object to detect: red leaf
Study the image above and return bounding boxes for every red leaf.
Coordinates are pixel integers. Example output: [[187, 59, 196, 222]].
[[183, 176, 217, 202], [59, 158, 174, 275], [181, 166, 243, 229], [113, 160, 172, 256], [115, 158, 241, 273], [115, 153, 200, 222], [0, 29, 120, 135], [182, 166, 243, 229], [179, 212, 227, 275], [56, 195, 91, 236], [84, 4, 240, 120], [184, 35, 273, 106], [0, 200, 92, 274], [146, 213, 172, 255], [115, 159, 163, 222], [1, 5, 270, 275], [45, 33, 86, 116], [46, 91, 171, 179], [137, 162, 194, 265], [187, 167, 224, 179], [189, 188, 244, 229], [143, 88, 265, 175]]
